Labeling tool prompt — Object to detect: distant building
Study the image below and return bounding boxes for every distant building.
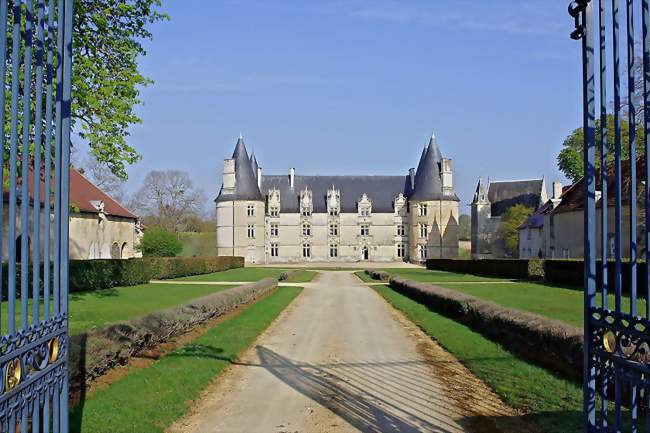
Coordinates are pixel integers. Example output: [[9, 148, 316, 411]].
[[3, 168, 142, 261], [470, 177, 548, 258], [532, 159, 646, 259], [215, 134, 460, 264], [517, 181, 563, 258]]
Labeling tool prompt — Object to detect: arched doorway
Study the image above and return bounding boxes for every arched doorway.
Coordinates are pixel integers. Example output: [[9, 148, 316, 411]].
[[121, 242, 128, 258], [110, 242, 121, 259], [361, 246, 369, 261]]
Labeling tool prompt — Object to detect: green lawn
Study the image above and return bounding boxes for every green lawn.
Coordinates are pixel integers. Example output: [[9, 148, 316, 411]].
[[2, 283, 235, 336], [359, 268, 644, 327], [373, 284, 582, 433], [354, 268, 511, 283], [71, 286, 302, 433], [176, 267, 317, 283]]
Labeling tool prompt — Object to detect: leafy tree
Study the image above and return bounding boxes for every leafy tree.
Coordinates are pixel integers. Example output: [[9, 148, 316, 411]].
[[499, 204, 533, 257], [458, 214, 470, 241], [558, 114, 644, 183], [72, 0, 168, 179], [138, 226, 182, 257]]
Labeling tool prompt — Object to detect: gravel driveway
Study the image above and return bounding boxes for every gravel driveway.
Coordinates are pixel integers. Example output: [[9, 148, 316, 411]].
[[168, 271, 539, 433]]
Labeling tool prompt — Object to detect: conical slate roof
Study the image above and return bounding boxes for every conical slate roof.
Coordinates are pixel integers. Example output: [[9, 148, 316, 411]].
[[409, 134, 446, 201], [216, 137, 263, 202], [250, 154, 259, 179]]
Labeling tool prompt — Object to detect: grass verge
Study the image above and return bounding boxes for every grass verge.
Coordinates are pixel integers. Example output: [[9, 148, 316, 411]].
[[373, 284, 582, 433], [176, 267, 317, 283], [70, 286, 302, 433], [360, 269, 644, 327], [3, 283, 236, 336]]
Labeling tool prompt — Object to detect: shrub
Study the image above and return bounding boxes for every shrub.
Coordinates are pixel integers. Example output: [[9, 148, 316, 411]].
[[139, 227, 183, 257]]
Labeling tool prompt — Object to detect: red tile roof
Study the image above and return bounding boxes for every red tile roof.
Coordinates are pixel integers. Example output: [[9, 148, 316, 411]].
[[4, 167, 137, 220]]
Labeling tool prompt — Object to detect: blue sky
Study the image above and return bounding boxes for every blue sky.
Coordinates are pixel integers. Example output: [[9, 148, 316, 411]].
[[123, 0, 583, 213]]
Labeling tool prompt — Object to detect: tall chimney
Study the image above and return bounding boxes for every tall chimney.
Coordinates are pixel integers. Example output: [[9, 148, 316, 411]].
[[552, 181, 563, 200], [409, 168, 415, 190], [289, 167, 295, 189], [257, 166, 262, 189]]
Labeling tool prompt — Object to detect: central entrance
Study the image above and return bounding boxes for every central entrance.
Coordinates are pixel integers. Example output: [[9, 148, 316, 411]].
[[361, 246, 369, 261]]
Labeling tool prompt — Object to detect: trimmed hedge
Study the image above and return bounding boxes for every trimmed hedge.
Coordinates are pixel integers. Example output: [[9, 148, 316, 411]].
[[389, 276, 583, 381], [2, 256, 244, 296], [69, 256, 244, 293], [68, 277, 278, 392], [427, 258, 648, 294], [364, 269, 389, 281], [426, 258, 544, 280]]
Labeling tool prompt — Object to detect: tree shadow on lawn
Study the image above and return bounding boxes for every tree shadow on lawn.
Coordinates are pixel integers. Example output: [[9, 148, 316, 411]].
[[70, 288, 119, 301]]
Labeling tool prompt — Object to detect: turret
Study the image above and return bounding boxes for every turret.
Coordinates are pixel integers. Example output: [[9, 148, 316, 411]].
[[470, 177, 491, 259], [408, 133, 459, 261], [215, 136, 265, 264]]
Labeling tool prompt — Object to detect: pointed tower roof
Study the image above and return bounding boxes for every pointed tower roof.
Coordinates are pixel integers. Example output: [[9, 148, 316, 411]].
[[471, 177, 489, 204], [250, 153, 259, 179], [410, 133, 452, 201], [216, 136, 263, 202]]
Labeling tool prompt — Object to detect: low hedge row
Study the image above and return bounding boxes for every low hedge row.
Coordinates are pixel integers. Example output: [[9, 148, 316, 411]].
[[389, 276, 584, 381], [0, 256, 244, 296], [427, 258, 647, 293], [364, 269, 389, 281], [425, 258, 544, 280], [68, 277, 278, 392]]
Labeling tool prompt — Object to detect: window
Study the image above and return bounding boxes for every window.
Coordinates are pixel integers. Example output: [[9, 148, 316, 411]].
[[270, 207, 279, 217], [302, 223, 311, 236], [247, 225, 255, 238], [271, 243, 279, 257], [329, 223, 339, 236], [397, 243, 406, 258], [419, 224, 428, 239], [360, 224, 370, 236], [270, 223, 279, 237], [302, 243, 311, 258], [562, 248, 570, 259], [302, 207, 311, 217], [418, 204, 427, 217], [329, 244, 338, 258], [419, 245, 428, 260], [396, 225, 405, 236], [360, 207, 370, 217], [247, 204, 255, 217], [329, 208, 339, 216]]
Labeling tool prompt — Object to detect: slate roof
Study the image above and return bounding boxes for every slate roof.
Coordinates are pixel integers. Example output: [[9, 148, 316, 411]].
[[261, 175, 413, 213], [216, 134, 459, 211], [410, 134, 451, 201], [487, 179, 546, 217], [216, 137, 263, 202]]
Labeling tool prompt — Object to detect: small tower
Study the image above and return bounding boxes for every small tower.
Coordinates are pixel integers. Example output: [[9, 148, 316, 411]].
[[470, 177, 491, 259], [215, 136, 265, 264], [408, 133, 460, 261]]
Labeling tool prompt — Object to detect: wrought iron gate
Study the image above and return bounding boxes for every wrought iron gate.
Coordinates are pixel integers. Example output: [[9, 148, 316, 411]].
[[572, 0, 650, 430], [0, 0, 73, 431]]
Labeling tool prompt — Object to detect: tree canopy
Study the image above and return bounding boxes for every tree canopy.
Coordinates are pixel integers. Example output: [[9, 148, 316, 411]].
[[72, 0, 167, 179], [500, 204, 533, 257], [558, 114, 644, 183]]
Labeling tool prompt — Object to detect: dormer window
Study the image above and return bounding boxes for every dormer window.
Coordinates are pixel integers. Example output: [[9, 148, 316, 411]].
[[300, 188, 313, 217], [270, 207, 279, 217], [357, 193, 372, 217], [302, 208, 312, 217], [327, 187, 340, 216]]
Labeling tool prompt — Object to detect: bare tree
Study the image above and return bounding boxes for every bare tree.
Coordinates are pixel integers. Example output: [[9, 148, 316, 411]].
[[131, 170, 205, 232], [81, 155, 127, 203]]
